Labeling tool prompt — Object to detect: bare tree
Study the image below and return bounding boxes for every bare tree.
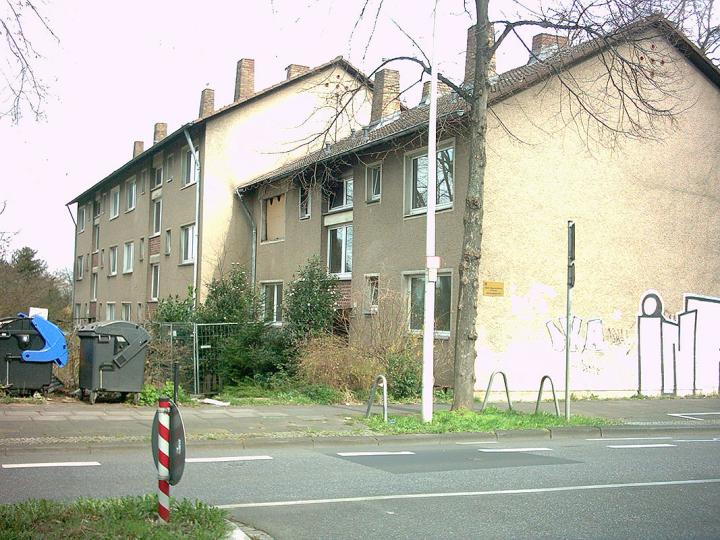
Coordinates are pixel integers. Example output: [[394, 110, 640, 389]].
[[0, 0, 58, 123]]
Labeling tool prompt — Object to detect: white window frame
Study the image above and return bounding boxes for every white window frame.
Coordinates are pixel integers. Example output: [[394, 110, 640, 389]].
[[77, 205, 86, 232], [108, 245, 118, 276], [139, 237, 145, 261], [365, 274, 379, 314], [404, 139, 455, 216], [150, 264, 160, 301], [93, 224, 100, 251], [105, 302, 116, 322], [152, 199, 162, 236], [299, 185, 311, 220], [126, 178, 136, 211], [261, 281, 283, 325], [182, 146, 199, 187], [366, 163, 382, 203], [180, 223, 195, 264], [152, 163, 163, 189], [123, 241, 134, 273], [327, 223, 352, 279], [164, 229, 171, 255], [76, 255, 84, 280], [110, 187, 120, 219], [139, 169, 147, 194], [165, 153, 174, 182], [328, 177, 353, 212], [91, 273, 98, 301], [121, 302, 132, 321], [405, 270, 452, 338]]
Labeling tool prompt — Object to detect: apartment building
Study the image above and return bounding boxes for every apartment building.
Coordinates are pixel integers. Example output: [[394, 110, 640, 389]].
[[235, 19, 720, 394], [69, 57, 373, 323]]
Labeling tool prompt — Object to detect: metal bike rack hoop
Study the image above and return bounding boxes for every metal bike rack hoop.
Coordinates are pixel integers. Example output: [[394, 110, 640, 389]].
[[534, 375, 560, 416], [480, 371, 512, 412], [365, 375, 388, 423]]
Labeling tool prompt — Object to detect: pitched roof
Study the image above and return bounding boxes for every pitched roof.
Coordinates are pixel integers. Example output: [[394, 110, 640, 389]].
[[245, 16, 720, 189], [67, 56, 373, 205]]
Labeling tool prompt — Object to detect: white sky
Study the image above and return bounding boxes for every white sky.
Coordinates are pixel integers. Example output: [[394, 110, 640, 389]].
[[0, 0, 545, 271]]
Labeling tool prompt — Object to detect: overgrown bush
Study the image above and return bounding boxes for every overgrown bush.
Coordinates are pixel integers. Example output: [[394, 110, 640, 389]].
[[137, 381, 191, 405], [284, 256, 340, 341], [154, 286, 195, 323], [386, 349, 422, 399], [198, 267, 257, 324]]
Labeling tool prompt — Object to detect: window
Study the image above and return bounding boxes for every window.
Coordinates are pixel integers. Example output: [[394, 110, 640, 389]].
[[165, 154, 174, 182], [100, 249, 105, 267], [164, 230, 171, 255], [180, 224, 195, 263], [77, 205, 86, 232], [328, 224, 352, 278], [152, 199, 162, 235], [108, 246, 118, 276], [93, 198, 101, 218], [91, 273, 98, 301], [126, 179, 136, 211], [262, 194, 285, 242], [262, 282, 283, 324], [406, 144, 455, 214], [366, 164, 382, 202], [121, 303, 132, 321], [139, 170, 147, 194], [123, 241, 134, 273], [76, 255, 84, 280], [328, 177, 353, 211], [150, 264, 160, 300], [137, 303, 143, 321], [408, 273, 452, 334], [105, 303, 116, 321], [93, 224, 100, 251], [110, 187, 120, 219], [182, 147, 199, 187], [139, 237, 145, 261], [74, 303, 81, 321], [299, 185, 311, 219], [366, 275, 379, 313], [152, 165, 163, 189]]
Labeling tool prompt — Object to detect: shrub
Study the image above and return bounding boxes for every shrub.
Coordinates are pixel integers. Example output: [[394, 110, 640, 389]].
[[198, 266, 257, 324], [137, 381, 191, 406], [284, 256, 340, 341], [153, 286, 195, 323], [386, 349, 422, 400]]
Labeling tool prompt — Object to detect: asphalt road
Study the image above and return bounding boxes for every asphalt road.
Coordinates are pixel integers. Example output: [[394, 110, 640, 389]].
[[1, 434, 719, 539]]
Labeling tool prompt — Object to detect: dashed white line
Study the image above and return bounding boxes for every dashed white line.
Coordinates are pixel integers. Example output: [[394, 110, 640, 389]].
[[455, 441, 498, 445], [217, 478, 720, 509], [607, 444, 677, 449], [673, 439, 720, 443], [2, 461, 101, 469], [337, 451, 415, 457], [478, 448, 552, 453], [186, 456, 273, 463], [586, 437, 672, 441]]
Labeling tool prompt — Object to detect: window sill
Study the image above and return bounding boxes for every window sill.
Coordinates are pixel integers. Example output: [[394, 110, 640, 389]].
[[366, 198, 381, 205], [179, 261, 194, 266], [260, 238, 285, 245], [149, 233, 160, 239], [326, 205, 353, 214], [180, 181, 196, 191], [299, 215, 311, 221], [108, 273, 117, 277], [331, 273, 351, 281], [125, 207, 135, 214], [404, 205, 453, 220], [109, 214, 119, 221], [122, 270, 133, 275]]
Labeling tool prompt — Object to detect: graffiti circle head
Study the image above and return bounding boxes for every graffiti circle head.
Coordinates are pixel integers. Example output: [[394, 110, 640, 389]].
[[641, 293, 662, 317]]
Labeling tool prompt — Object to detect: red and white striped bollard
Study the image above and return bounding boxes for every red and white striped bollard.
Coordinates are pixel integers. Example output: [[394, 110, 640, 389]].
[[157, 397, 171, 523]]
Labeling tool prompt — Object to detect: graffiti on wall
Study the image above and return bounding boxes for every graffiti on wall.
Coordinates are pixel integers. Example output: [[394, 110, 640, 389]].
[[637, 291, 720, 394], [546, 317, 606, 352]]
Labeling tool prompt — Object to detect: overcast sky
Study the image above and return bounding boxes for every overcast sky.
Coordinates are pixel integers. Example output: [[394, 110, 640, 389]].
[[1, 0, 546, 272]]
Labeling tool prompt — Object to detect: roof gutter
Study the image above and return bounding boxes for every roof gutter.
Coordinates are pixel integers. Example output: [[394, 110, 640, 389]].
[[234, 187, 256, 292], [183, 128, 201, 306]]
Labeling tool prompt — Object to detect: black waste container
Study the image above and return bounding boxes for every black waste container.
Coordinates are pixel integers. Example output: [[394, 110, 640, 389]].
[[78, 321, 150, 404], [0, 314, 68, 394]]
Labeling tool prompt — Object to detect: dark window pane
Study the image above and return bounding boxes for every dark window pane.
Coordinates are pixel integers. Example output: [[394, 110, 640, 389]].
[[345, 225, 352, 273], [437, 148, 454, 206], [409, 277, 425, 330], [329, 181, 344, 209], [434, 275, 451, 332], [329, 228, 343, 273], [412, 156, 428, 209]]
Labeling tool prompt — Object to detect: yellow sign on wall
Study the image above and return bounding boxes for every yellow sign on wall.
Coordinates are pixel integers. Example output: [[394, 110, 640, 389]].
[[483, 281, 505, 297]]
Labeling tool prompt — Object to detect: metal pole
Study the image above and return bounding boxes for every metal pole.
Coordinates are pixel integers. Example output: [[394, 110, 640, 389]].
[[565, 221, 575, 420], [421, 3, 439, 424]]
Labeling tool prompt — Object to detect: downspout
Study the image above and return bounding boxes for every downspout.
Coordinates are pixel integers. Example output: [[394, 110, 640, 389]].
[[234, 187, 256, 292], [183, 128, 201, 306], [65, 204, 77, 327]]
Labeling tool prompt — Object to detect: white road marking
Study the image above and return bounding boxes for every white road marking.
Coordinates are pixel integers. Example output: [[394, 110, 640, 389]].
[[586, 437, 672, 441], [186, 456, 273, 463], [337, 451, 415, 457], [673, 439, 720, 443], [478, 447, 552, 453], [607, 444, 677, 449], [455, 441, 498, 445], [218, 478, 720, 509], [667, 412, 720, 421], [2, 461, 101, 469]]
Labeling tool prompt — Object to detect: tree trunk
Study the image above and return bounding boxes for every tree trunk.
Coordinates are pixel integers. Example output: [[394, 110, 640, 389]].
[[452, 0, 489, 411]]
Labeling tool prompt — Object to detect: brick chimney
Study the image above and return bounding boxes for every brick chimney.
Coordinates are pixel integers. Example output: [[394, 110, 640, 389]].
[[370, 69, 400, 124], [199, 87, 215, 117], [153, 122, 167, 144], [234, 58, 255, 101], [530, 33, 568, 61], [133, 141, 144, 158], [420, 80, 452, 104], [285, 64, 310, 80], [464, 24, 496, 84]]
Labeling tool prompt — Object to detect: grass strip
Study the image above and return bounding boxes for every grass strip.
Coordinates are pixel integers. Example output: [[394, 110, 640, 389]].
[[363, 407, 613, 434], [0, 495, 230, 540]]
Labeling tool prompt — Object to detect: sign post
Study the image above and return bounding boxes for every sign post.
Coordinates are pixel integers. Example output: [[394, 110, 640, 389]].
[[151, 397, 186, 523], [565, 221, 575, 420]]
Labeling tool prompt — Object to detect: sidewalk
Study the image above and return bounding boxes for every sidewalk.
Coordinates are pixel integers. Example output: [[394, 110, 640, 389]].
[[1, 396, 719, 452]]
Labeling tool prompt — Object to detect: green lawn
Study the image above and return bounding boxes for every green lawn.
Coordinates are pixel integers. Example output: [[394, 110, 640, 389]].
[[0, 495, 230, 540], [364, 407, 613, 434]]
